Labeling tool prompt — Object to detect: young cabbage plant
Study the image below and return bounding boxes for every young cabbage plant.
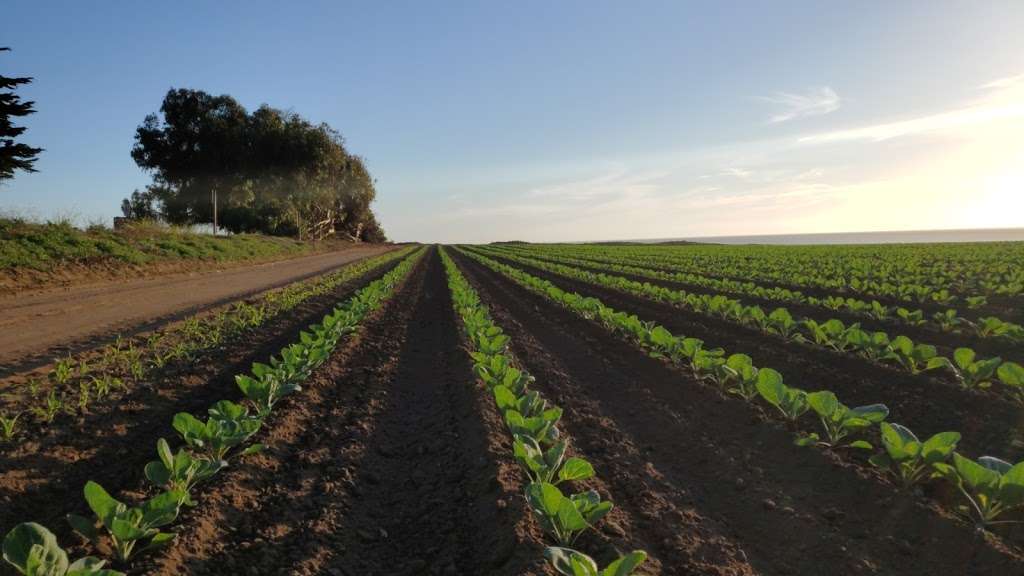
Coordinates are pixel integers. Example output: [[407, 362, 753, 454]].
[[67, 482, 183, 562], [473, 354, 533, 394], [756, 368, 808, 423], [887, 336, 939, 374], [928, 348, 1002, 389], [896, 307, 926, 326], [513, 436, 595, 485], [172, 401, 262, 462], [3, 523, 123, 576], [869, 422, 960, 489], [144, 438, 225, 505], [766, 308, 802, 341], [544, 547, 647, 576], [998, 362, 1024, 405], [934, 453, 1024, 530], [525, 483, 612, 546], [721, 354, 760, 401], [845, 329, 892, 361], [932, 309, 964, 333], [801, 391, 888, 449], [505, 407, 562, 446], [235, 361, 301, 417]]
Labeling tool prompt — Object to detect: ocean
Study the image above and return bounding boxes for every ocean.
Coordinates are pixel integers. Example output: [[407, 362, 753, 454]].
[[633, 228, 1024, 246]]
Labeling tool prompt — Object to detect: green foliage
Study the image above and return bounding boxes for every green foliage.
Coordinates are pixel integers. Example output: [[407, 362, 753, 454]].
[[67, 482, 183, 562], [2, 522, 122, 576], [755, 368, 808, 422], [525, 483, 613, 546], [545, 547, 647, 576], [869, 423, 960, 489], [929, 348, 1002, 389], [804, 391, 887, 449], [934, 454, 1024, 529]]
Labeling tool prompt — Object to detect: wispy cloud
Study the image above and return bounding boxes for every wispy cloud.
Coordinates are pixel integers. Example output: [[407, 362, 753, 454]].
[[761, 87, 841, 123], [800, 73, 1024, 144]]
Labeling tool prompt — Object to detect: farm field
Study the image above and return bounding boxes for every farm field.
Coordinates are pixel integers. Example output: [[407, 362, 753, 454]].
[[3, 242, 1024, 576]]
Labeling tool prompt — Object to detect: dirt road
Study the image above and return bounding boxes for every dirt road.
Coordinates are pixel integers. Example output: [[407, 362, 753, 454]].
[[0, 245, 396, 369]]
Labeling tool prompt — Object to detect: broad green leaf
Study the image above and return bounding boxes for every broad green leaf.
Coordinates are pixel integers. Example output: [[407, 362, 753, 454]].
[[558, 458, 595, 483], [3, 523, 69, 575]]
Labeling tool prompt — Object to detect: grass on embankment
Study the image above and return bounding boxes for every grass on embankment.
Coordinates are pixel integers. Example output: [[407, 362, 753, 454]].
[[0, 217, 313, 273]]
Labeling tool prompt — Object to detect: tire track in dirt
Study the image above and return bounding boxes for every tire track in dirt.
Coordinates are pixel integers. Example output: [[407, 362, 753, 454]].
[[453, 248, 1024, 576], [151, 247, 546, 576], [480, 252, 1024, 461], [0, 258, 404, 542]]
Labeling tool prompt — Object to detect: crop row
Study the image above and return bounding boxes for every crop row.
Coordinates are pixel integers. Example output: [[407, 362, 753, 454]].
[[0, 246, 416, 444], [0, 247, 426, 576], [524, 242, 1024, 305], [456, 246, 1024, 534], [440, 247, 647, 575], [471, 246, 1024, 403], [495, 244, 1024, 344]]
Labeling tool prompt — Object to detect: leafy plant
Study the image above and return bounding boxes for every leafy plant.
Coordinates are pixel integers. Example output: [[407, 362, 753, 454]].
[[934, 453, 1024, 529], [756, 368, 808, 422], [1, 411, 22, 441], [887, 336, 939, 374], [869, 423, 960, 488], [236, 361, 302, 418], [172, 401, 262, 461], [545, 547, 647, 576], [802, 391, 887, 449], [525, 482, 612, 546], [721, 353, 760, 400], [3, 522, 122, 576], [513, 436, 594, 485], [505, 407, 562, 446], [998, 362, 1024, 404], [67, 481, 183, 562], [144, 438, 225, 505], [929, 348, 1002, 389]]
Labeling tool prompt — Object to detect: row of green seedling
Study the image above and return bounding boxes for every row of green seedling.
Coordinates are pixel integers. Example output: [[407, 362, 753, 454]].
[[472, 246, 1024, 404], [1, 248, 424, 576], [0, 247, 415, 444], [439, 248, 646, 576], [495, 244, 1023, 344], [458, 247, 1024, 534], [523, 241, 1024, 302]]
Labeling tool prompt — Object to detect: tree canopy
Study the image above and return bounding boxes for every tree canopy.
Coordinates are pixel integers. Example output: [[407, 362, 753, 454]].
[[0, 47, 43, 181], [130, 88, 385, 242]]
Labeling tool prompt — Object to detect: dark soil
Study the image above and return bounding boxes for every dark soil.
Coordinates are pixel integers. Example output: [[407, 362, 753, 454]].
[[479, 251, 1024, 461], [148, 247, 546, 576], [0, 257, 403, 543], [451, 248, 1024, 576]]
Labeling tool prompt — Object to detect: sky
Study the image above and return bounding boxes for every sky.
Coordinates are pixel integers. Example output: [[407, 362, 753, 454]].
[[2, 1, 1023, 243]]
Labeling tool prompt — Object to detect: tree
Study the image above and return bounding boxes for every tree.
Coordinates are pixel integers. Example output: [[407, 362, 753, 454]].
[[131, 88, 386, 242], [120, 188, 161, 220], [0, 47, 43, 181]]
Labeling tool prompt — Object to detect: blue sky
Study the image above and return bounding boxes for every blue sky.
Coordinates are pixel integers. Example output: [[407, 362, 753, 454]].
[[3, 1, 1023, 242]]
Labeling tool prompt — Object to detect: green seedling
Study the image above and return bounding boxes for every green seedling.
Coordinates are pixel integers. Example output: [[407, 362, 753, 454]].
[[928, 348, 1002, 389], [934, 453, 1024, 530], [801, 391, 887, 449], [67, 482, 183, 562], [144, 438, 225, 505], [869, 422, 960, 488], [172, 400, 262, 461], [3, 522, 122, 576], [525, 482, 612, 546], [756, 368, 808, 423], [545, 547, 647, 576]]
